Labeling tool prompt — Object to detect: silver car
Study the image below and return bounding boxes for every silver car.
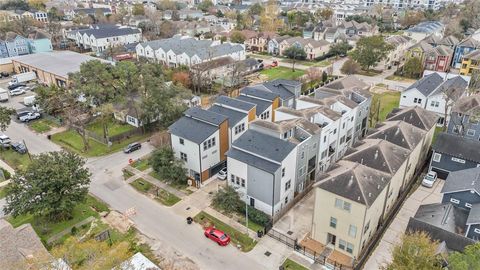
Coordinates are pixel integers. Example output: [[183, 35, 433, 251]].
[[422, 171, 438, 188]]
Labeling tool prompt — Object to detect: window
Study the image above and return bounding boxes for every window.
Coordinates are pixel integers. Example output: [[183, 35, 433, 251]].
[[342, 122, 346, 129], [285, 196, 288, 204], [340, 136, 345, 144], [282, 168, 285, 177], [230, 174, 235, 183], [334, 198, 351, 212], [179, 138, 184, 145], [346, 243, 354, 254], [333, 129, 337, 134], [474, 228, 480, 234], [335, 198, 343, 208], [203, 137, 216, 151], [330, 217, 337, 228], [241, 178, 245, 187], [364, 221, 370, 233], [465, 203, 472, 208], [285, 180, 291, 191], [413, 98, 422, 104], [344, 202, 351, 212], [430, 101, 439, 107], [180, 152, 187, 162], [467, 129, 476, 136], [236, 176, 240, 185], [321, 149, 328, 159], [349, 225, 357, 238], [452, 157, 466, 164], [301, 152, 305, 159], [234, 123, 245, 135], [432, 153, 441, 162], [339, 239, 346, 250], [450, 198, 460, 204], [260, 111, 270, 120], [324, 136, 327, 143]]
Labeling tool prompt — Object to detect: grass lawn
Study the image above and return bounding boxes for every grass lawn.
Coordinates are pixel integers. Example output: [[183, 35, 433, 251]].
[[370, 91, 401, 126], [51, 129, 149, 157], [28, 119, 60, 133], [130, 178, 181, 206], [385, 75, 416, 83], [7, 195, 109, 243], [282, 259, 309, 270], [87, 118, 134, 137], [0, 149, 31, 171], [282, 58, 331, 67], [0, 185, 8, 199], [260, 67, 305, 80], [211, 204, 264, 233], [149, 170, 192, 194], [123, 169, 134, 180], [357, 69, 382, 76], [132, 158, 149, 171], [194, 211, 257, 252]]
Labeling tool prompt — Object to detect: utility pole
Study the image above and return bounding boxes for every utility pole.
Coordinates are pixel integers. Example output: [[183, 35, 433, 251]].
[[22, 139, 32, 161]]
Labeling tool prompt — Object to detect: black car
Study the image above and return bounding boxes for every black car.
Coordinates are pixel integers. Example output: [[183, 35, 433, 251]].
[[8, 83, 27, 90], [11, 142, 27, 154], [124, 142, 141, 153], [0, 72, 9, 78]]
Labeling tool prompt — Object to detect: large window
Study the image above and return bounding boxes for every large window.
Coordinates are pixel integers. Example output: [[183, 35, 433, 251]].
[[330, 217, 337, 228], [203, 137, 216, 151], [180, 152, 187, 162], [335, 198, 351, 212], [234, 123, 245, 135], [432, 153, 441, 162], [285, 180, 291, 191], [349, 225, 357, 238]]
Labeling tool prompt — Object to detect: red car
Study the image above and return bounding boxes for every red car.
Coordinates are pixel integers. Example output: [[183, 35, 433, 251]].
[[204, 227, 231, 246], [271, 60, 278, 67]]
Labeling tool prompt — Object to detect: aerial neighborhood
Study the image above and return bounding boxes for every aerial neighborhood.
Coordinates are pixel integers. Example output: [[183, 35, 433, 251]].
[[1, 0, 480, 270]]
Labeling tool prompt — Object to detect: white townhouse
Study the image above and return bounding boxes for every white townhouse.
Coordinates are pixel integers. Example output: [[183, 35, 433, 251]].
[[74, 25, 142, 54], [399, 72, 469, 126], [136, 35, 245, 67]]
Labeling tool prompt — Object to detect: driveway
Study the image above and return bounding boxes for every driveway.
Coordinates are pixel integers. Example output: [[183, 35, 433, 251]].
[[363, 179, 444, 269]]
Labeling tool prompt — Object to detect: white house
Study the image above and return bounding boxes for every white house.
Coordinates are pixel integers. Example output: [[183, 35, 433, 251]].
[[73, 25, 142, 55]]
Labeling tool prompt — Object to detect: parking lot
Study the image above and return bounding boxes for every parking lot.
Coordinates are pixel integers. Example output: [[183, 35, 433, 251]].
[[0, 77, 38, 111]]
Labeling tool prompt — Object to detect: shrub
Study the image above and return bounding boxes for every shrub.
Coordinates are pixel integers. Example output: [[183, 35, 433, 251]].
[[1, 168, 10, 180], [71, 226, 78, 235], [212, 186, 243, 213], [245, 206, 270, 226]]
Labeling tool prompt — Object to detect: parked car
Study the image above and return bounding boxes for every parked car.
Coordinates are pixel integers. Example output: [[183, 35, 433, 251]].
[[0, 134, 11, 147], [422, 171, 438, 188], [8, 83, 26, 90], [16, 109, 32, 120], [124, 142, 141, 153], [271, 60, 278, 67], [217, 167, 227, 180], [204, 227, 230, 246], [19, 111, 41, 122], [11, 142, 27, 154], [0, 72, 9, 78], [9, 87, 26, 96]]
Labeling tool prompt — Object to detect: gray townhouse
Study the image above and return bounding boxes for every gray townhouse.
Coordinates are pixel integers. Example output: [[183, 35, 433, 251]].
[[441, 167, 480, 211], [244, 79, 302, 108], [447, 94, 480, 140]]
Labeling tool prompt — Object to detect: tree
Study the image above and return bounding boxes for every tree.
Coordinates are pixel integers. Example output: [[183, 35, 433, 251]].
[[172, 71, 191, 88], [51, 237, 132, 270], [248, 3, 264, 16], [0, 0, 30, 10], [448, 242, 480, 270], [230, 31, 246, 44], [0, 106, 15, 131], [328, 42, 352, 57], [132, 3, 145, 16], [399, 10, 425, 28], [322, 71, 328, 82], [283, 45, 306, 72], [212, 185, 243, 213], [28, 0, 46, 10], [4, 151, 91, 221], [402, 57, 423, 78], [340, 59, 360, 75], [345, 15, 373, 24], [385, 231, 442, 270], [260, 0, 284, 32], [316, 8, 333, 21], [150, 147, 187, 185], [350, 35, 393, 71], [197, 0, 213, 12]]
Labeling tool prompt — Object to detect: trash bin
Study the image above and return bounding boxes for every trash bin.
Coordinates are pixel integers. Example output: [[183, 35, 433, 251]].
[[47, 134, 51, 140], [187, 217, 193, 224], [257, 230, 263, 238]]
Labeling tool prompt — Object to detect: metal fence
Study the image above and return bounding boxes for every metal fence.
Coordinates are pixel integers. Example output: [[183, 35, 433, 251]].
[[267, 228, 297, 248]]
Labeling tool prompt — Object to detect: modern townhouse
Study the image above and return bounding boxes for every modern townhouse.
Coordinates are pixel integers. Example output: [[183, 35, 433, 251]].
[[399, 72, 468, 126], [312, 19, 378, 46], [430, 133, 480, 179], [436, 35, 460, 49], [237, 87, 280, 121], [452, 35, 480, 69], [74, 25, 142, 55], [1, 33, 30, 58], [377, 35, 413, 70], [27, 31, 53, 54], [279, 37, 331, 60], [64, 8, 112, 20], [447, 94, 480, 140], [310, 106, 438, 262], [169, 107, 229, 187], [241, 79, 302, 108], [423, 45, 454, 72], [459, 49, 480, 75], [226, 129, 297, 216], [404, 21, 444, 43], [136, 36, 245, 67], [405, 40, 434, 63], [441, 167, 480, 210]]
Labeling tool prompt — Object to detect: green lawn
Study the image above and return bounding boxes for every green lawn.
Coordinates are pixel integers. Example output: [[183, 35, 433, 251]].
[[282, 259, 309, 270], [260, 67, 305, 80], [132, 158, 149, 171], [0, 185, 8, 199], [370, 91, 401, 126], [28, 119, 60, 133], [194, 211, 257, 252], [130, 178, 181, 206], [51, 129, 149, 157], [149, 170, 191, 193], [385, 75, 416, 83], [123, 169, 134, 180], [282, 58, 331, 67], [7, 195, 109, 243], [0, 149, 31, 171], [87, 118, 134, 137]]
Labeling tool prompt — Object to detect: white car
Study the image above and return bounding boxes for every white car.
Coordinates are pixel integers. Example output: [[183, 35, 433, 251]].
[[422, 171, 438, 188], [9, 87, 26, 96], [217, 167, 227, 180], [0, 134, 11, 147], [19, 112, 41, 122]]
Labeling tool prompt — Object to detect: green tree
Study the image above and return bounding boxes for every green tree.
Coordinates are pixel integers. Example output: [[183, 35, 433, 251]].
[[351, 35, 393, 71], [248, 3, 264, 16], [197, 0, 213, 12], [150, 147, 187, 185], [230, 31, 246, 44], [283, 45, 307, 72], [212, 185, 243, 213], [403, 57, 423, 78], [4, 151, 91, 221], [341, 59, 360, 75], [322, 71, 328, 82], [316, 8, 333, 21], [0, 106, 15, 131], [448, 242, 480, 270], [345, 15, 373, 24], [385, 231, 443, 270], [328, 42, 352, 57]]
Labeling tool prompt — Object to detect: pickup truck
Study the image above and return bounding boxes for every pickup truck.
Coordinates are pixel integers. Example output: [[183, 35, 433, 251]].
[[19, 112, 41, 122]]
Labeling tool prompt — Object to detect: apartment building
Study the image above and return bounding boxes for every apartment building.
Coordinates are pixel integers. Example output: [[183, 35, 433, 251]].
[[136, 36, 245, 67], [73, 25, 142, 55], [0, 9, 48, 23], [310, 106, 438, 261]]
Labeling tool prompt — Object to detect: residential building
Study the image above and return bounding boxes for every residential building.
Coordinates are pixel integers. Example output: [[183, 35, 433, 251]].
[[399, 73, 468, 125], [279, 37, 331, 60], [0, 32, 52, 58], [73, 25, 142, 55], [405, 40, 434, 63], [404, 21, 445, 42], [240, 79, 301, 108], [312, 19, 378, 45], [459, 49, 480, 75], [169, 107, 229, 187], [452, 36, 480, 69], [267, 35, 291, 55], [64, 8, 112, 20], [310, 106, 437, 261], [136, 36, 245, 67], [27, 31, 53, 54], [447, 94, 480, 140], [0, 9, 48, 22], [226, 129, 297, 216], [423, 45, 453, 72], [1, 33, 30, 58], [245, 32, 278, 53], [441, 167, 480, 210], [430, 132, 480, 179], [377, 35, 413, 70]]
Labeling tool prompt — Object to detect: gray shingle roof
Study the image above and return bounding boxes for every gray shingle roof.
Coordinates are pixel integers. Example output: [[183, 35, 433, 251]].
[[208, 105, 247, 128], [406, 72, 444, 96], [367, 120, 426, 150], [231, 129, 296, 163], [236, 95, 271, 115], [452, 94, 480, 115], [429, 76, 468, 101], [168, 116, 218, 144], [442, 167, 480, 195], [227, 147, 280, 174], [241, 86, 279, 101], [184, 107, 227, 126], [466, 203, 480, 225], [411, 202, 469, 237], [215, 95, 255, 112], [433, 133, 480, 163], [79, 25, 140, 39], [387, 106, 439, 131], [406, 21, 444, 34]]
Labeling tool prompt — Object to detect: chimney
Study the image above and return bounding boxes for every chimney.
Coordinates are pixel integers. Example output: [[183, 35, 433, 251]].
[[374, 150, 379, 160]]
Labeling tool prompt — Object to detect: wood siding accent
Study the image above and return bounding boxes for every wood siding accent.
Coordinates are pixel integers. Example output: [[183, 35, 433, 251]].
[[271, 97, 280, 122], [218, 119, 229, 160], [248, 107, 256, 122], [201, 169, 210, 183]]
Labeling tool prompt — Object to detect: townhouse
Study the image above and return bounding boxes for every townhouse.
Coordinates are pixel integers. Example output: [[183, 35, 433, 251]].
[[64, 8, 112, 20], [0, 9, 48, 23], [459, 49, 480, 75], [377, 35, 413, 70], [312, 19, 378, 46], [245, 32, 279, 53], [267, 36, 291, 56], [73, 25, 142, 55], [447, 94, 480, 140], [405, 40, 433, 63], [310, 106, 438, 261], [399, 72, 469, 126], [0, 33, 30, 58], [279, 37, 331, 60], [423, 45, 453, 72], [136, 36, 245, 67], [452, 34, 480, 69]]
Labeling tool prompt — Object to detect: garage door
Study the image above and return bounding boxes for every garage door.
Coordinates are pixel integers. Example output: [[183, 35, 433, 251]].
[[431, 167, 449, 180], [209, 160, 226, 177]]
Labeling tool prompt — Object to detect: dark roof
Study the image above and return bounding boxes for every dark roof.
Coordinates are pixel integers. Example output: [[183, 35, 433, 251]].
[[316, 160, 391, 207], [433, 133, 480, 163], [215, 95, 255, 112], [78, 26, 140, 39], [467, 203, 480, 225], [442, 167, 480, 194], [184, 107, 227, 126], [168, 116, 218, 144], [236, 95, 272, 115], [231, 129, 296, 163], [241, 86, 279, 101], [406, 73, 444, 97], [452, 94, 480, 115], [208, 105, 247, 128], [430, 76, 468, 101], [367, 120, 426, 150], [227, 148, 280, 174], [387, 106, 439, 131]]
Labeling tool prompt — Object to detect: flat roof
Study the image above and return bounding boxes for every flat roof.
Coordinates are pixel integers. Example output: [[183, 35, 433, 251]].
[[11, 51, 112, 78]]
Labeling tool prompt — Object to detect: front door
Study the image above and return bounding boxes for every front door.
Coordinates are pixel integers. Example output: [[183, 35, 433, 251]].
[[250, 197, 255, 207], [327, 233, 336, 245]]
